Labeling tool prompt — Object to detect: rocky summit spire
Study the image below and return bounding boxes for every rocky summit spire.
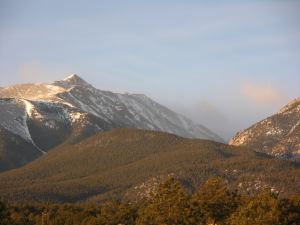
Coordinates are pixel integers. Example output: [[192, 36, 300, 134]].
[[53, 74, 91, 88], [63, 74, 89, 86]]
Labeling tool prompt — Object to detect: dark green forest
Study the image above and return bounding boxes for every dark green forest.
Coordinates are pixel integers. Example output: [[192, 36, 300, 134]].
[[1, 177, 300, 225]]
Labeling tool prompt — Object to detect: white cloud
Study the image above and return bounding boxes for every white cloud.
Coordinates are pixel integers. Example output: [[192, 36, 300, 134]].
[[241, 82, 284, 105]]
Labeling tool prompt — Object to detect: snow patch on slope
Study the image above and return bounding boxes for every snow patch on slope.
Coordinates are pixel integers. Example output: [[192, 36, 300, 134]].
[[0, 99, 45, 154]]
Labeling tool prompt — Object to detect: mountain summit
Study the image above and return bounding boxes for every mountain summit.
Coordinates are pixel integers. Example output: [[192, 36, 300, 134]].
[[63, 74, 85, 83], [0, 74, 223, 171], [54, 74, 92, 88]]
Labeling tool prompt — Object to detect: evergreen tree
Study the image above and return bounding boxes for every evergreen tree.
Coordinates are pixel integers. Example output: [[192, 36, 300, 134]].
[[189, 177, 239, 225], [137, 177, 189, 225], [0, 201, 10, 225], [81, 200, 137, 225], [278, 195, 300, 225], [229, 190, 282, 225]]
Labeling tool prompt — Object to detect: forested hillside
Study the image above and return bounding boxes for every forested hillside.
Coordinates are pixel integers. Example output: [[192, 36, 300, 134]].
[[0, 129, 299, 203]]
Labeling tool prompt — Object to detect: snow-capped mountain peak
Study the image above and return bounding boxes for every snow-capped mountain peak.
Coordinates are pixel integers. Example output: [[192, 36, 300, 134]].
[[0, 74, 223, 142]]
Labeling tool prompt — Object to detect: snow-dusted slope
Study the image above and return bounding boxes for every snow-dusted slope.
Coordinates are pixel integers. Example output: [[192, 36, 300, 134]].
[[0, 74, 222, 141], [0, 74, 223, 171], [229, 97, 300, 159]]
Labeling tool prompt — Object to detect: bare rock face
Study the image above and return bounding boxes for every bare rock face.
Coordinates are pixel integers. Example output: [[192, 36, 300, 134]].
[[229, 97, 300, 159], [0, 74, 223, 171]]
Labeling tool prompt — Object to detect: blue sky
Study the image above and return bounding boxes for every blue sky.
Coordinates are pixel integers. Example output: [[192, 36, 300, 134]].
[[1, 0, 299, 140]]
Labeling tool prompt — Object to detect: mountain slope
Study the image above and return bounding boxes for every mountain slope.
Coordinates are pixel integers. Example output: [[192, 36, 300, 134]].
[[0, 75, 222, 171], [0, 128, 299, 203], [229, 97, 300, 159], [0, 126, 42, 171], [0, 97, 113, 171]]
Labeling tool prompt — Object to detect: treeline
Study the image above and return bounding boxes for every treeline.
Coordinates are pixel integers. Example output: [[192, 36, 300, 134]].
[[1, 178, 300, 225]]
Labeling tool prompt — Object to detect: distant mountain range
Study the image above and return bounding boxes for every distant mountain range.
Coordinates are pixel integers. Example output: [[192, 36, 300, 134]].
[[0, 128, 299, 203], [0, 74, 223, 171], [230, 97, 300, 160]]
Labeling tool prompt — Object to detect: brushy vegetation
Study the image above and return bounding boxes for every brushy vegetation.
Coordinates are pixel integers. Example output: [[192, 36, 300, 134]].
[[1, 177, 300, 225]]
